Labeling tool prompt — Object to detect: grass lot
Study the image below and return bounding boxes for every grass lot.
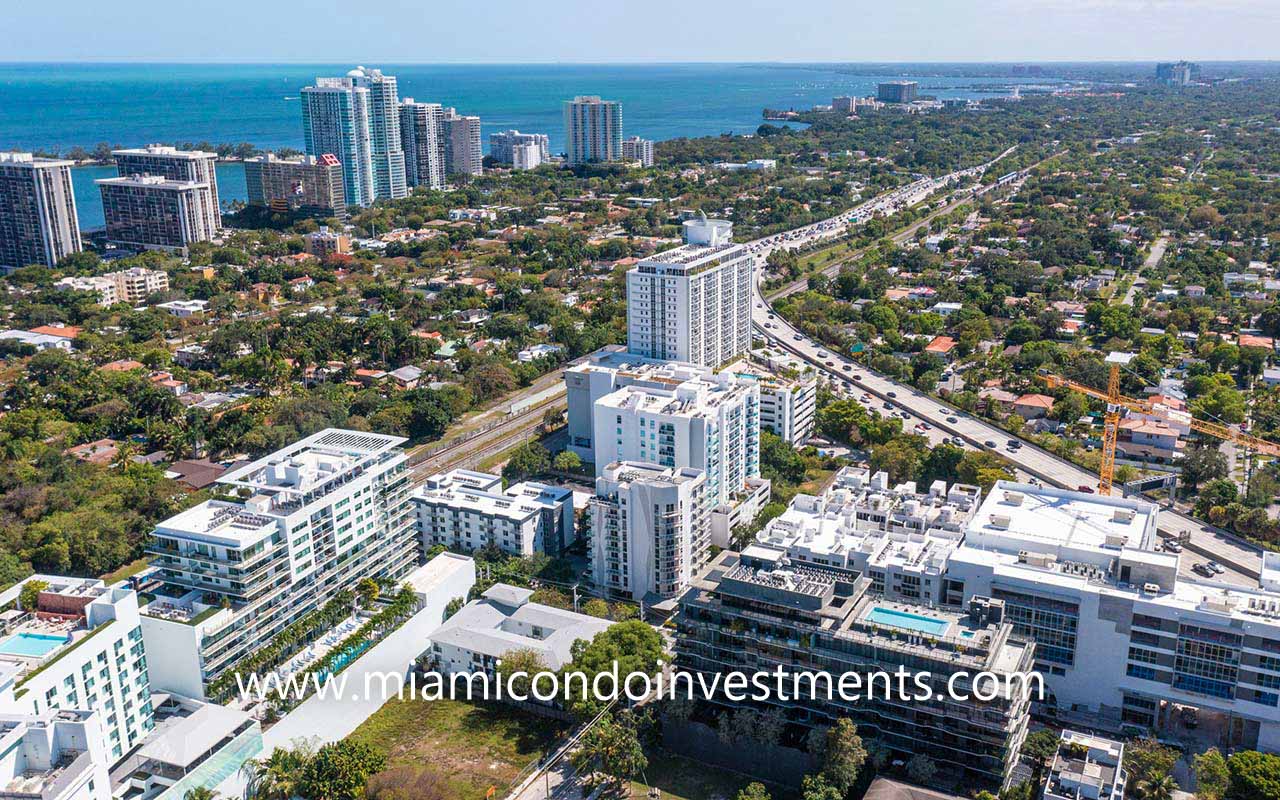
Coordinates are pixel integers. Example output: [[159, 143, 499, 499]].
[[629, 749, 795, 800], [99, 557, 150, 585], [346, 697, 568, 800]]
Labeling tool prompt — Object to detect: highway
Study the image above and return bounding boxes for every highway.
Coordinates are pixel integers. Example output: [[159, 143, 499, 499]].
[[745, 164, 1265, 585]]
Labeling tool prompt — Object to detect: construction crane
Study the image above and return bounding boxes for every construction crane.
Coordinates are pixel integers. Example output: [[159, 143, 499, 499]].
[[1041, 351, 1280, 496]]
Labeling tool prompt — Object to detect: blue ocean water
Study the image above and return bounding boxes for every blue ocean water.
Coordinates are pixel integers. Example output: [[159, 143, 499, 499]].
[[0, 63, 1027, 229]]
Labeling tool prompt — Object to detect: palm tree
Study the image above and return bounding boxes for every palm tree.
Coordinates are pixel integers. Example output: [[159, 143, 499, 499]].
[[185, 787, 219, 800], [240, 742, 314, 800], [1134, 774, 1177, 800]]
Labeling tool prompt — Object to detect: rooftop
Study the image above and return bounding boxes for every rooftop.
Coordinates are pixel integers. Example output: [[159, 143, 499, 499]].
[[429, 583, 612, 670]]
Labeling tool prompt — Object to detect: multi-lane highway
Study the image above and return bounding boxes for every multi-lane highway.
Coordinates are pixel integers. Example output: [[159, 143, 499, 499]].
[[746, 163, 1265, 584]]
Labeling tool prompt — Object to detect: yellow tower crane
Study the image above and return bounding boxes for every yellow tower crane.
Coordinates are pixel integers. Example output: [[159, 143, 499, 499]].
[[1042, 351, 1280, 496]]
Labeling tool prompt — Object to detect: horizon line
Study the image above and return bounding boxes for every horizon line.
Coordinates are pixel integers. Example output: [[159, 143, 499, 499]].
[[2, 58, 1278, 66]]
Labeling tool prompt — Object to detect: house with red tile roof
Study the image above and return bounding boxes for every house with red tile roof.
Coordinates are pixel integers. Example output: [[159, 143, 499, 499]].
[[1013, 393, 1056, 420]]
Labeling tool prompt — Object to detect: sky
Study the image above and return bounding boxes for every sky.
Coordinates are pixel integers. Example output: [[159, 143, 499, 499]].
[[8, 0, 1280, 63]]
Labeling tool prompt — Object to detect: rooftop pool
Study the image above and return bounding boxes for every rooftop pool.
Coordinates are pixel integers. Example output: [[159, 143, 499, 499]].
[[0, 632, 69, 658], [865, 606, 950, 637]]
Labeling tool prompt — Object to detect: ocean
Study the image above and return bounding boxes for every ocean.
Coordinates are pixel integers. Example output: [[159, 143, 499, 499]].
[[0, 63, 1029, 229]]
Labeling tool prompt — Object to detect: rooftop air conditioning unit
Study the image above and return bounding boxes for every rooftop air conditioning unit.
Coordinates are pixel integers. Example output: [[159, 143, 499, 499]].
[[1113, 508, 1136, 523], [1003, 491, 1024, 506], [990, 514, 1011, 530]]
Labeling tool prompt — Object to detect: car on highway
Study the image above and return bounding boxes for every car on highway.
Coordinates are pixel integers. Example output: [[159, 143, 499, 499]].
[[1207, 561, 1225, 575], [842, 364, 852, 371], [1007, 439, 1022, 449], [984, 440, 997, 448], [946, 416, 958, 423], [825, 361, 834, 367], [886, 391, 897, 398], [1193, 562, 1215, 577], [951, 436, 964, 446], [852, 374, 863, 380], [793, 335, 802, 341], [817, 351, 828, 358], [1077, 485, 1095, 494], [883, 402, 894, 410], [1162, 540, 1184, 553]]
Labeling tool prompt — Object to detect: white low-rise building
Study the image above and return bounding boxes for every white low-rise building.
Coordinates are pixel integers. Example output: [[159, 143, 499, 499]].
[[427, 584, 611, 675], [413, 470, 574, 556], [155, 300, 207, 318], [0, 330, 72, 352], [1043, 730, 1127, 800]]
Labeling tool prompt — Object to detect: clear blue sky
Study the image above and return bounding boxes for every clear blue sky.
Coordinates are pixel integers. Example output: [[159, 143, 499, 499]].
[[10, 0, 1280, 62]]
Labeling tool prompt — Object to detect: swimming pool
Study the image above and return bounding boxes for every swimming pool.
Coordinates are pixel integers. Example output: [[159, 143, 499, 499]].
[[0, 632, 69, 658], [865, 607, 950, 637]]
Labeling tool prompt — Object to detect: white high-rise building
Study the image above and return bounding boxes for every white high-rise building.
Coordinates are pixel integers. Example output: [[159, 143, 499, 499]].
[[587, 361, 760, 510], [626, 216, 752, 367], [622, 136, 655, 167], [512, 143, 543, 171], [489, 130, 550, 164], [0, 153, 81, 273], [302, 79, 372, 207], [55, 267, 169, 306], [399, 99, 446, 190], [590, 461, 707, 601], [564, 96, 622, 166], [442, 109, 483, 177], [141, 429, 415, 699], [303, 67, 407, 205], [112, 145, 221, 233], [0, 576, 154, 763]]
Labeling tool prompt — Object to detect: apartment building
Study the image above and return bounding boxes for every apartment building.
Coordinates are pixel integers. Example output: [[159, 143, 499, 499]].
[[564, 96, 622, 165], [243, 153, 347, 218], [61, 267, 169, 306], [112, 145, 221, 234], [412, 469, 574, 557], [0, 710, 111, 800], [398, 99, 446, 190], [590, 461, 708, 601], [621, 136, 655, 167], [0, 153, 81, 273], [675, 547, 1035, 788], [581, 360, 761, 507], [302, 68, 406, 204], [738, 366, 817, 444], [302, 78, 374, 207], [97, 176, 218, 254], [489, 130, 550, 165], [442, 109, 483, 177], [626, 217, 752, 367], [512, 143, 544, 171], [303, 227, 351, 258], [0, 576, 154, 764], [750, 472, 1280, 753], [140, 429, 415, 698], [877, 81, 919, 104]]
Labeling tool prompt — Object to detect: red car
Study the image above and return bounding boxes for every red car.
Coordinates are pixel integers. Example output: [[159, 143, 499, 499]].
[[1077, 485, 1095, 494]]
